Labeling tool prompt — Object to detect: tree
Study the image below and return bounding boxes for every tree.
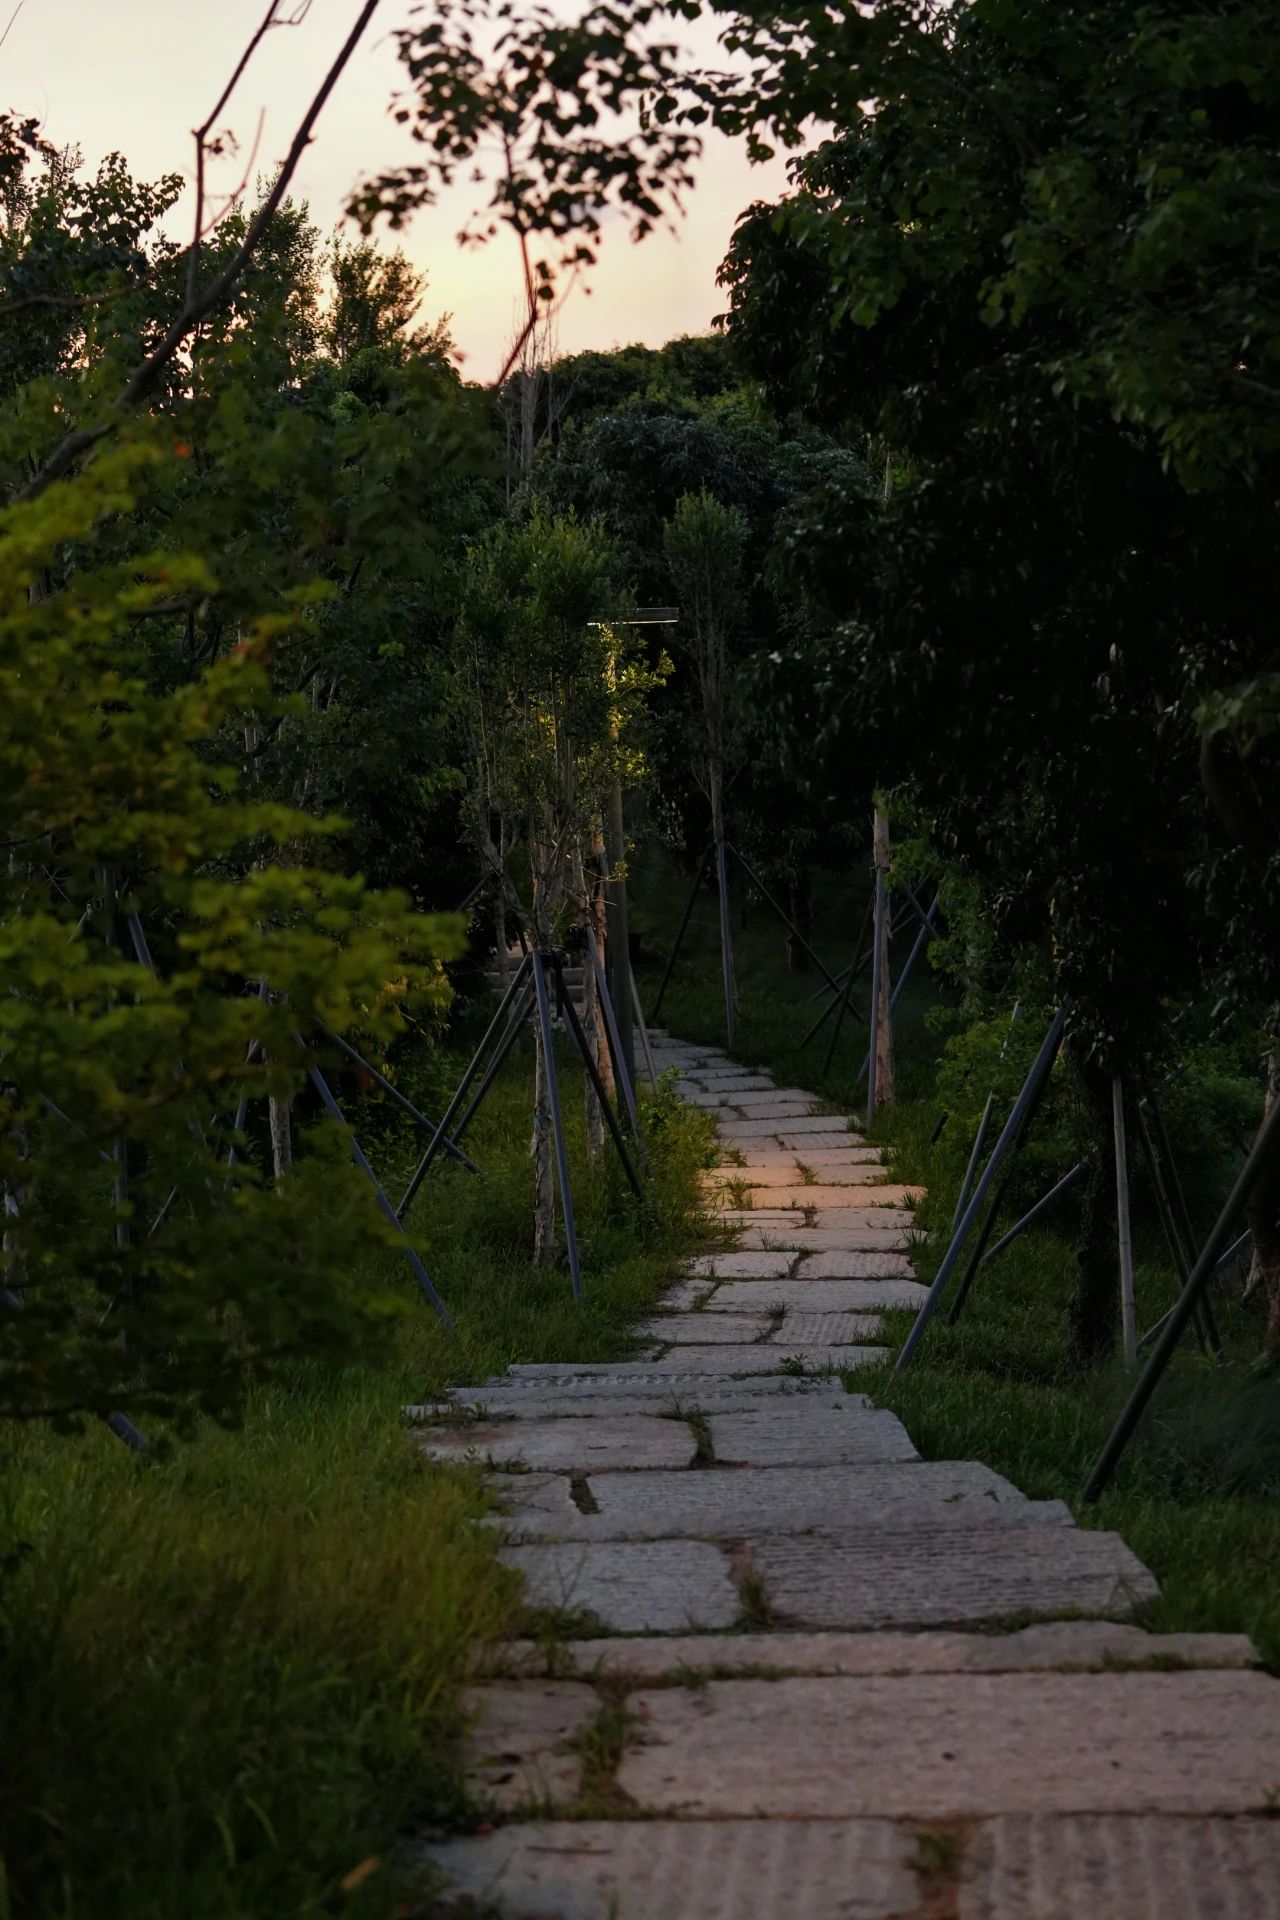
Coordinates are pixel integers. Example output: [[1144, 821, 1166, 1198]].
[[709, 0, 1280, 1353], [663, 490, 748, 1020], [455, 511, 657, 1257]]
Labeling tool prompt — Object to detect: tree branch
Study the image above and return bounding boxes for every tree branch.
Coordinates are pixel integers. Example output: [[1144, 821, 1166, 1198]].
[[18, 0, 379, 506]]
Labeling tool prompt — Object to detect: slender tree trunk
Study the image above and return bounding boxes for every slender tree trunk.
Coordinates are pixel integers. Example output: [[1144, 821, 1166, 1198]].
[[576, 853, 607, 1162], [1068, 1051, 1119, 1365], [532, 988, 560, 1265], [872, 810, 895, 1108], [709, 756, 738, 1017], [1247, 1009, 1280, 1349], [786, 871, 813, 973], [269, 1093, 293, 1181], [530, 839, 560, 1266]]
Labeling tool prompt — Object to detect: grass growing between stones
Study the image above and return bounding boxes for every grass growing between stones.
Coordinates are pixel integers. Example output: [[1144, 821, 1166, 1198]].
[[633, 856, 1280, 1671], [0, 1006, 716, 1920]]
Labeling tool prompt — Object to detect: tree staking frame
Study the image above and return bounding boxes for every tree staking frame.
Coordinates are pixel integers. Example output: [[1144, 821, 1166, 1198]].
[[396, 947, 648, 1302]]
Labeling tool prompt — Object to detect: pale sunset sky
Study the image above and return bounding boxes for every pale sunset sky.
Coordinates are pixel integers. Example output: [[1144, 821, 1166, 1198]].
[[4, 0, 792, 377]]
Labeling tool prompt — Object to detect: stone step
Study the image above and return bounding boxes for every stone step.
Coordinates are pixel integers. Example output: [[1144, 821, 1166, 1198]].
[[501, 1537, 740, 1632], [958, 1813, 1280, 1919], [735, 1227, 917, 1253], [503, 1346, 881, 1379], [614, 1671, 1278, 1818], [494, 1460, 1072, 1544], [708, 1404, 918, 1466], [707, 1278, 927, 1313], [743, 1525, 1158, 1631], [489, 1621, 1259, 1682], [428, 1377, 868, 1419], [419, 1819, 919, 1920], [416, 1411, 699, 1471]]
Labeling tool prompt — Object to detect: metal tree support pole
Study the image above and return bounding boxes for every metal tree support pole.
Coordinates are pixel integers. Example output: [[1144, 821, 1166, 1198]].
[[821, 946, 860, 1079], [865, 859, 887, 1127], [952, 1001, 1023, 1230], [714, 839, 737, 1049], [1139, 1060, 1223, 1356], [650, 844, 714, 1020], [630, 970, 659, 1090], [800, 891, 874, 1047], [1113, 1074, 1138, 1366], [308, 1063, 453, 1329], [1138, 1231, 1251, 1351], [555, 960, 645, 1203], [726, 844, 841, 993], [852, 894, 941, 1086], [897, 1003, 1070, 1371], [1082, 1090, 1280, 1502], [946, 1025, 1065, 1328], [1131, 1089, 1212, 1361], [320, 1025, 477, 1175], [586, 932, 638, 1131], [397, 953, 532, 1218], [978, 1160, 1087, 1269], [449, 986, 536, 1152], [530, 951, 583, 1300]]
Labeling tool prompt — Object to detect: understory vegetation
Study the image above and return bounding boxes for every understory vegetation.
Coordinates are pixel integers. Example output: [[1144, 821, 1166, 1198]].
[[0, 1003, 714, 1920]]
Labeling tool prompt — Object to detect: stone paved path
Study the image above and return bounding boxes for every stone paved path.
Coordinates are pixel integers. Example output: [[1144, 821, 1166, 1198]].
[[410, 1032, 1280, 1917]]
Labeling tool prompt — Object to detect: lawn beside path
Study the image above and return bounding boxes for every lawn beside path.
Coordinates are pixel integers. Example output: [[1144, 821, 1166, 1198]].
[[0, 1012, 716, 1920]]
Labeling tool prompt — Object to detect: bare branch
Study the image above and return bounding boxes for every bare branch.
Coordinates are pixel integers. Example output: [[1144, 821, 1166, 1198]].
[[0, 285, 131, 319], [20, 0, 378, 505]]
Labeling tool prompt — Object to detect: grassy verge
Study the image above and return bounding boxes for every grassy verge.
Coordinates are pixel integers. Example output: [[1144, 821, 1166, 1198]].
[[0, 1005, 715, 1920], [633, 850, 1280, 1670]]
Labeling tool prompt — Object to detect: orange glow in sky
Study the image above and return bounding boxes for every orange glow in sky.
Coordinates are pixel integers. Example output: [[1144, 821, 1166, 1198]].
[[5, 0, 791, 378]]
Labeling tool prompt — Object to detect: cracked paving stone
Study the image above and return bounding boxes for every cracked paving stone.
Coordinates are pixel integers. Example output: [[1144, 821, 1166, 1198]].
[[769, 1310, 886, 1345], [496, 1460, 1069, 1543], [417, 1818, 919, 1920], [460, 1681, 598, 1810], [439, 1376, 863, 1418], [417, 1414, 697, 1472], [501, 1538, 740, 1632], [617, 1671, 1279, 1817]]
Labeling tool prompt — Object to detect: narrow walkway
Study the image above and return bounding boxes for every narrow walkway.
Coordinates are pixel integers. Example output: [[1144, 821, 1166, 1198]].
[[412, 1033, 1279, 1917]]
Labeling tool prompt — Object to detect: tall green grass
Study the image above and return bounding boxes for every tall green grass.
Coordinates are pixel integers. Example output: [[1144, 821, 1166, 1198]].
[[0, 1012, 715, 1919]]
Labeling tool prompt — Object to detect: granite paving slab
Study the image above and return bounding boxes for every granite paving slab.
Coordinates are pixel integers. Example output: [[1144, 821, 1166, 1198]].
[[416, 1414, 697, 1472], [957, 1813, 1280, 1919], [747, 1184, 921, 1209], [492, 1622, 1259, 1682], [736, 1225, 912, 1252], [419, 1819, 919, 1920], [501, 1539, 741, 1632], [796, 1250, 921, 1280], [687, 1251, 795, 1279], [747, 1526, 1158, 1630], [638, 1312, 770, 1345], [496, 1461, 1069, 1543], [768, 1311, 886, 1345], [708, 1403, 918, 1466], [437, 1377, 864, 1418], [709, 1278, 928, 1312], [724, 1115, 856, 1138], [460, 1680, 597, 1809], [617, 1672, 1279, 1817]]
